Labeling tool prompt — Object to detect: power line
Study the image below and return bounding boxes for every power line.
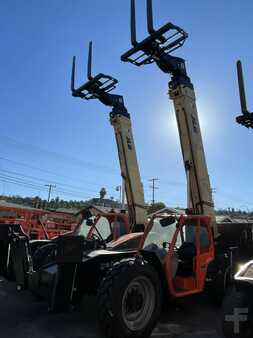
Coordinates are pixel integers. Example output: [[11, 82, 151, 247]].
[[0, 153, 183, 195], [0, 169, 119, 200], [0, 177, 48, 193], [0, 151, 185, 203], [0, 157, 119, 192], [0, 174, 92, 200], [0, 177, 93, 200], [0, 168, 102, 195], [0, 174, 46, 190], [0, 167, 186, 204], [159, 179, 185, 187], [53, 189, 92, 200], [0, 134, 118, 175]]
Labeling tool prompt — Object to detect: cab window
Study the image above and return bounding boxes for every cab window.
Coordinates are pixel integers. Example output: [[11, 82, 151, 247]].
[[143, 218, 177, 251], [95, 217, 112, 241], [76, 217, 95, 237], [184, 224, 197, 244], [199, 225, 209, 250], [182, 222, 209, 251]]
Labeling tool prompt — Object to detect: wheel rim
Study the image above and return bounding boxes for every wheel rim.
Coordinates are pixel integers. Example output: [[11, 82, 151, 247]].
[[122, 275, 156, 331]]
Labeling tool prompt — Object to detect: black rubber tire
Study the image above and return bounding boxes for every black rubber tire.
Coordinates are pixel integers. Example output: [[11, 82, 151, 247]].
[[32, 243, 57, 270], [97, 258, 162, 338], [209, 269, 228, 306], [221, 287, 253, 338]]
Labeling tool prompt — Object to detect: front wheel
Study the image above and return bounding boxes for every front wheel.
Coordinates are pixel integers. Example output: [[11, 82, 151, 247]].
[[97, 258, 162, 338]]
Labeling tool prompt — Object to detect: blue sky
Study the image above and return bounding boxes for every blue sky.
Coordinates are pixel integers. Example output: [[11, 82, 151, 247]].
[[0, 0, 252, 209]]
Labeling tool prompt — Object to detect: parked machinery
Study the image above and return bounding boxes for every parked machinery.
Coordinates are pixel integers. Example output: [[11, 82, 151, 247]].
[[10, 42, 149, 309], [0, 206, 78, 282], [0, 204, 78, 239], [235, 60, 253, 128], [221, 61, 253, 338], [96, 2, 253, 338], [0, 207, 132, 289], [2, 3, 252, 337], [0, 40, 148, 290]]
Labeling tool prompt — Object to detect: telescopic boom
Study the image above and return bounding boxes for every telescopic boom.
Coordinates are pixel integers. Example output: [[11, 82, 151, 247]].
[[121, 0, 217, 235], [71, 42, 147, 230]]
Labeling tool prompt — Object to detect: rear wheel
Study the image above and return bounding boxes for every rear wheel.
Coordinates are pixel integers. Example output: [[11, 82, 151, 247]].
[[97, 258, 162, 338], [221, 287, 253, 338]]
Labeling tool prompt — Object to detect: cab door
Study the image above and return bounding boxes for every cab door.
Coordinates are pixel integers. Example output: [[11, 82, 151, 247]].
[[194, 216, 215, 291], [165, 215, 214, 297]]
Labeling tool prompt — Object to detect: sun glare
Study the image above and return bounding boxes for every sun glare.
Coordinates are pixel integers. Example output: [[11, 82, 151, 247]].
[[154, 97, 219, 152]]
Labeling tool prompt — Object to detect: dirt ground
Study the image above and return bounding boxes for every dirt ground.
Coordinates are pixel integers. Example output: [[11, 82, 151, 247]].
[[0, 276, 223, 338]]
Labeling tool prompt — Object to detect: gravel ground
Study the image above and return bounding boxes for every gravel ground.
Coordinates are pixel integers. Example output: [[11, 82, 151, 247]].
[[0, 276, 223, 338]]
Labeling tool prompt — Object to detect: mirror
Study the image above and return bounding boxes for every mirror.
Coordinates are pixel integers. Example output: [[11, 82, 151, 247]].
[[82, 210, 93, 220], [159, 216, 176, 227], [86, 218, 94, 226]]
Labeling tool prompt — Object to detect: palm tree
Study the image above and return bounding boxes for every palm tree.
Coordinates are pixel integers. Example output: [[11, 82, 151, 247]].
[[99, 187, 107, 200]]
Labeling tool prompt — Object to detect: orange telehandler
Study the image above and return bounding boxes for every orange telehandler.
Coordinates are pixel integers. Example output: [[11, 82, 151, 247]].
[[96, 2, 253, 338], [0, 41, 148, 291], [221, 60, 253, 338], [2, 41, 148, 306]]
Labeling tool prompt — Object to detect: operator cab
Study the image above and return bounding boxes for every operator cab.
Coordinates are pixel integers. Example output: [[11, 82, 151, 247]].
[[75, 213, 130, 243], [141, 214, 214, 297], [142, 217, 179, 275], [75, 216, 96, 237]]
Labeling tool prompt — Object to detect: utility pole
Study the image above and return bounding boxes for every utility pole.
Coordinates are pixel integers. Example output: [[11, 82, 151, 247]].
[[45, 184, 56, 203], [148, 178, 159, 205], [116, 185, 122, 203], [116, 178, 126, 209], [121, 179, 125, 209]]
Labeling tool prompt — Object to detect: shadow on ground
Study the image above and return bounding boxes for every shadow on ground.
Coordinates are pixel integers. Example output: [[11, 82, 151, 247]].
[[0, 277, 222, 338]]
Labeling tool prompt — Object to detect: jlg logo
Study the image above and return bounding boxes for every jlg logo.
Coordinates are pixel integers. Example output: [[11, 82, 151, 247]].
[[191, 114, 198, 133], [126, 136, 132, 150]]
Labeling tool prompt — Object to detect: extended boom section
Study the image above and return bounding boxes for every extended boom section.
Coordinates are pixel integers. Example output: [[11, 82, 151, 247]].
[[71, 42, 146, 229], [235, 60, 253, 128], [121, 0, 216, 234], [110, 112, 146, 227], [169, 83, 214, 219]]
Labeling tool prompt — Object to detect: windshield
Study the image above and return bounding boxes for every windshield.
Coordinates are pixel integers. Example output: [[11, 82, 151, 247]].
[[75, 215, 113, 241], [95, 216, 112, 241], [75, 216, 95, 237], [143, 218, 178, 250], [144, 218, 210, 253]]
